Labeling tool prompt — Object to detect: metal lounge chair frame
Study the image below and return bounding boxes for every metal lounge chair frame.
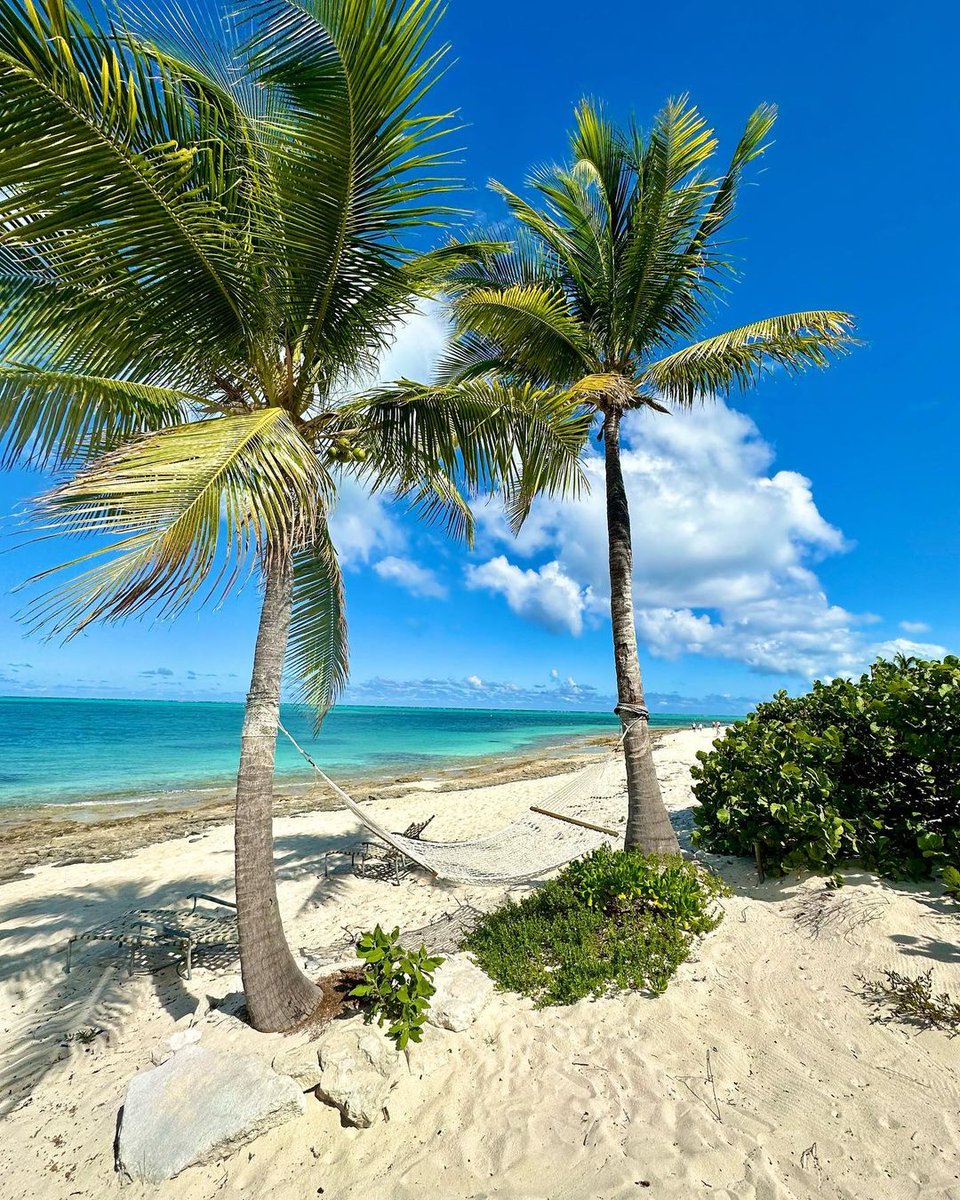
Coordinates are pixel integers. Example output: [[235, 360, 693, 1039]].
[[65, 893, 238, 979]]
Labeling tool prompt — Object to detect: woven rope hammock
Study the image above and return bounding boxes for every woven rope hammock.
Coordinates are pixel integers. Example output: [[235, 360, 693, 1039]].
[[279, 722, 632, 885]]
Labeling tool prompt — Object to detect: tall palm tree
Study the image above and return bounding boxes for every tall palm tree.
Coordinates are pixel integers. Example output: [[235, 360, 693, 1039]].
[[390, 99, 856, 855], [0, 0, 588, 1031]]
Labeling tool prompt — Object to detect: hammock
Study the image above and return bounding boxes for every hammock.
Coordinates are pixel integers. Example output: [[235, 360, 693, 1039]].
[[279, 723, 630, 885]]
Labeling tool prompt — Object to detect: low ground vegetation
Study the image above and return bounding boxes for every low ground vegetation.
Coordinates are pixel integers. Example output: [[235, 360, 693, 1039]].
[[692, 656, 960, 879], [858, 968, 960, 1035], [350, 926, 443, 1050], [465, 847, 728, 1007]]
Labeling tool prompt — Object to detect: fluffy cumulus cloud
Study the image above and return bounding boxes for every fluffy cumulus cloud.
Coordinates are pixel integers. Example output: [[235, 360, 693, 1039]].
[[373, 555, 447, 599], [472, 402, 945, 679], [328, 476, 405, 568], [899, 620, 930, 635], [465, 557, 592, 635]]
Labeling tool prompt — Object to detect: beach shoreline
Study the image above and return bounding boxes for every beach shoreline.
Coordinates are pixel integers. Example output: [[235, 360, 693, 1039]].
[[0, 728, 639, 885]]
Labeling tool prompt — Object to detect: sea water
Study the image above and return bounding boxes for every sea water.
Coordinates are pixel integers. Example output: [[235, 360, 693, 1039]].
[[0, 696, 712, 815]]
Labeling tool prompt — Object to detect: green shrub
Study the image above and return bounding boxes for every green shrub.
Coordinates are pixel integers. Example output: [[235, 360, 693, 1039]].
[[350, 925, 443, 1050], [692, 655, 960, 879], [465, 847, 727, 1008]]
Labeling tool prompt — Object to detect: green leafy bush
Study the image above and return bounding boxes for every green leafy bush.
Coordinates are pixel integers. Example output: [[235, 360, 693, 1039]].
[[692, 655, 960, 879], [465, 847, 727, 1008], [350, 925, 443, 1050]]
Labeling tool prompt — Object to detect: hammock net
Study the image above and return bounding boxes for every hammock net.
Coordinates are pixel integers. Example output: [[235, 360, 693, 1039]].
[[281, 723, 629, 885]]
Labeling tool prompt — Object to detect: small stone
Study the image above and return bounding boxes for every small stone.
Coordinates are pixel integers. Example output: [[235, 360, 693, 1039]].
[[169, 1025, 203, 1052], [315, 1020, 404, 1128], [427, 954, 495, 1032], [118, 1044, 306, 1183]]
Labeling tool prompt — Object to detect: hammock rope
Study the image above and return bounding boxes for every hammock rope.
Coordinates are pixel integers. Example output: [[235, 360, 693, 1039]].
[[278, 719, 635, 885]]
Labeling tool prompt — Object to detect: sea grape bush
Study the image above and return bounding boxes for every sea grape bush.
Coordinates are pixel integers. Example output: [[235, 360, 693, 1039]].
[[465, 847, 727, 1007], [692, 655, 960, 879], [350, 925, 443, 1050]]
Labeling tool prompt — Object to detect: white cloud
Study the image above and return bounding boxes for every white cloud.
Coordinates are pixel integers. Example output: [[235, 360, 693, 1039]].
[[465, 556, 592, 636], [899, 620, 930, 635], [373, 555, 448, 599], [328, 476, 405, 568], [471, 401, 944, 680], [343, 673, 759, 714]]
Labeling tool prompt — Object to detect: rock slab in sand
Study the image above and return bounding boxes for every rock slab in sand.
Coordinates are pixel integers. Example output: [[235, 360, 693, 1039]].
[[118, 1044, 306, 1182], [315, 1021, 404, 1128], [272, 1038, 324, 1091], [427, 954, 495, 1032]]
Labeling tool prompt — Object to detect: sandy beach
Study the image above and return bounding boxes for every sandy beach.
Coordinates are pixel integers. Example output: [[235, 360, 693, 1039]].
[[0, 727, 958, 1200]]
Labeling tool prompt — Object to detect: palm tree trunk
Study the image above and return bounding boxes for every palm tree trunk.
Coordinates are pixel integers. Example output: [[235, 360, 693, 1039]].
[[235, 548, 321, 1032], [602, 408, 680, 856]]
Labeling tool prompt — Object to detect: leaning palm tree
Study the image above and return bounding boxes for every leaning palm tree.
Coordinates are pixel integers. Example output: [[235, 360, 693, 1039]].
[[389, 99, 856, 854], [0, 0, 588, 1030]]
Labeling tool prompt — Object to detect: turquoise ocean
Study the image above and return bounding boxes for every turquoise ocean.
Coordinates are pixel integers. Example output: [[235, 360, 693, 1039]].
[[0, 697, 714, 819]]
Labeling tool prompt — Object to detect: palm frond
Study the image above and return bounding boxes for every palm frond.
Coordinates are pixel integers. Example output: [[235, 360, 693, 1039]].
[[641, 311, 857, 405], [450, 284, 594, 384], [354, 378, 593, 534], [0, 365, 198, 468], [0, 0, 260, 360], [24, 410, 328, 636], [241, 0, 459, 376], [287, 524, 348, 725]]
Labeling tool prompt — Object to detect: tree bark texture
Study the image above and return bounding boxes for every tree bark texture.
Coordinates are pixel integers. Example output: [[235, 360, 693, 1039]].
[[603, 408, 681, 855], [235, 549, 321, 1031]]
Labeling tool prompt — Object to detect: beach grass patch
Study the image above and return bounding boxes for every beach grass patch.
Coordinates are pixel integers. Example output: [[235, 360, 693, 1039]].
[[465, 847, 727, 1008]]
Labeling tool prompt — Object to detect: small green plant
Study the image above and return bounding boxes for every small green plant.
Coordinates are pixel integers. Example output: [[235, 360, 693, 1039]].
[[858, 968, 960, 1035], [943, 866, 960, 902], [466, 848, 727, 1008], [350, 925, 443, 1050]]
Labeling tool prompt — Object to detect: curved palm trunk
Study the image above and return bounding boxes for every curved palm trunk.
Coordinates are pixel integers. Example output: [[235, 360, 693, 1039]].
[[602, 408, 680, 856], [235, 549, 321, 1032]]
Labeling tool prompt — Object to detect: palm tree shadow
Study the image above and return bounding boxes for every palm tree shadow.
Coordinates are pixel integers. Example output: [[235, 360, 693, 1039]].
[[0, 874, 237, 1116]]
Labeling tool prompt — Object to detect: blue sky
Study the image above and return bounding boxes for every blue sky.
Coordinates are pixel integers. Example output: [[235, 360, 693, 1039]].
[[1, 0, 957, 714]]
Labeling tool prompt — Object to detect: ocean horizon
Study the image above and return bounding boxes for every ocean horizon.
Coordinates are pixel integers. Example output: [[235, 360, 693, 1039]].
[[0, 695, 735, 817]]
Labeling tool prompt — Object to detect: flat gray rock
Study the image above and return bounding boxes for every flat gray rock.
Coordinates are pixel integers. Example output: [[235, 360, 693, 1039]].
[[118, 1043, 306, 1183]]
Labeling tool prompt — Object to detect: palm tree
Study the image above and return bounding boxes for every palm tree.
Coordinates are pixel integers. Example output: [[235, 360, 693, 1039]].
[[391, 98, 856, 855], [0, 0, 588, 1031]]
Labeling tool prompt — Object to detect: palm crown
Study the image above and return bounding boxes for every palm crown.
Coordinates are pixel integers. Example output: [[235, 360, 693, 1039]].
[[391, 96, 857, 856], [421, 97, 854, 415], [0, 0, 589, 714]]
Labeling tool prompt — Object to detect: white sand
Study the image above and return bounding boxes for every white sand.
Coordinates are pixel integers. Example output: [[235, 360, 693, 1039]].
[[0, 728, 958, 1199]]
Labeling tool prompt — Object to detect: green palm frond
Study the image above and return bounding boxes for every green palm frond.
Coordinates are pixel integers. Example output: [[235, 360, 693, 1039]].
[[640, 311, 857, 406], [287, 525, 349, 724], [357, 378, 593, 534], [24, 410, 328, 636], [451, 284, 595, 383], [0, 365, 198, 468], [0, 0, 260, 362], [242, 0, 458, 377]]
